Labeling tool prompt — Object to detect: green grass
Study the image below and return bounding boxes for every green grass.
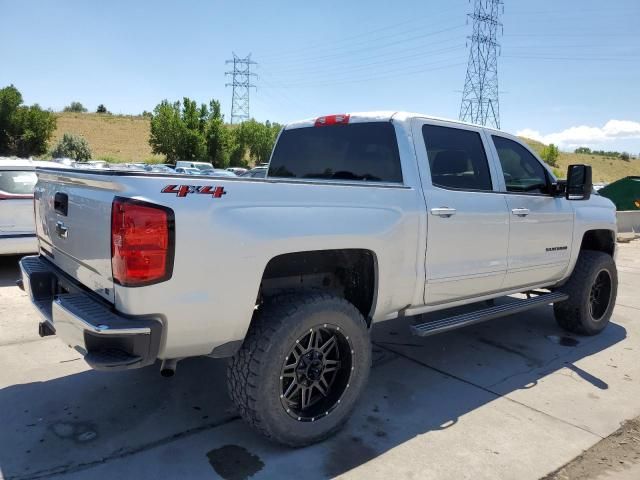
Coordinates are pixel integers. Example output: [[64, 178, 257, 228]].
[[521, 138, 640, 183]]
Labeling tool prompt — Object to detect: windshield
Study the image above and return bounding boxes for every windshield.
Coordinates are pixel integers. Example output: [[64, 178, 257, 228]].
[[0, 170, 37, 195], [194, 163, 213, 171]]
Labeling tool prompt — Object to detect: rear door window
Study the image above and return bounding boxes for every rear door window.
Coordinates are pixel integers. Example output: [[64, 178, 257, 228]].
[[422, 124, 493, 191], [492, 136, 550, 194], [0, 170, 37, 195], [268, 122, 403, 183]]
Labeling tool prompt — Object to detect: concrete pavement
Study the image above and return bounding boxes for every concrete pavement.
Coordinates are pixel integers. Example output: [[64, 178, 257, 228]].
[[0, 242, 639, 479]]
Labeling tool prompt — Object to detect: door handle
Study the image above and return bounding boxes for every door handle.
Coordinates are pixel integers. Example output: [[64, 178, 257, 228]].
[[511, 208, 530, 217], [430, 207, 457, 218], [56, 221, 68, 239]]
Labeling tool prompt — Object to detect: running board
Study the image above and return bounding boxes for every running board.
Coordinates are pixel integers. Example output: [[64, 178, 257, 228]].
[[410, 292, 569, 337]]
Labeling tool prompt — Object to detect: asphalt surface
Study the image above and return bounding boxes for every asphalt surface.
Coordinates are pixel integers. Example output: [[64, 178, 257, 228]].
[[0, 242, 639, 480]]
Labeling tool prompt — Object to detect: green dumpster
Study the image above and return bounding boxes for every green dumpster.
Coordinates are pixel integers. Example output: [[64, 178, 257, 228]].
[[598, 176, 640, 211]]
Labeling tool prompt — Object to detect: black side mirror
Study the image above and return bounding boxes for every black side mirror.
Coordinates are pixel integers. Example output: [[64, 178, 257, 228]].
[[566, 164, 592, 200]]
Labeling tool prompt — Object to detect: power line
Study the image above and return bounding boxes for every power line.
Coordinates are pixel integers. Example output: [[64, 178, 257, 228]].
[[502, 54, 640, 61], [258, 3, 464, 62], [225, 53, 257, 124], [459, 0, 503, 129], [265, 24, 466, 69], [260, 44, 465, 80], [258, 59, 466, 89]]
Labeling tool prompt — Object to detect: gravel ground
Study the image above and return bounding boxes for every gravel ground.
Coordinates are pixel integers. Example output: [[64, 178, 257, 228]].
[[545, 417, 640, 480]]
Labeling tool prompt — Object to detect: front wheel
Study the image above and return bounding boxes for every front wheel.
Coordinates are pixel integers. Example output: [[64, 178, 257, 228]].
[[227, 292, 371, 447], [554, 250, 617, 335]]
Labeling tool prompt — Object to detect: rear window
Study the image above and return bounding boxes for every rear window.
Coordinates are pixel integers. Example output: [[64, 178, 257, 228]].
[[0, 170, 37, 194], [268, 122, 403, 183]]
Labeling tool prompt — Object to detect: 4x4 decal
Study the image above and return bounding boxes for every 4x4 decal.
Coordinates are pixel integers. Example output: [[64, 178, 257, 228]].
[[161, 185, 226, 198]]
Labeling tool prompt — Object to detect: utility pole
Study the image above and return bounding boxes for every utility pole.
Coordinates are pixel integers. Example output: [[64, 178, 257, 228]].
[[459, 0, 503, 129], [225, 53, 257, 124]]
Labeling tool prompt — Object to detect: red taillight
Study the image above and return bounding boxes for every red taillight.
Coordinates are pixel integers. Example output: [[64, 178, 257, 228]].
[[111, 198, 174, 287], [314, 114, 350, 127]]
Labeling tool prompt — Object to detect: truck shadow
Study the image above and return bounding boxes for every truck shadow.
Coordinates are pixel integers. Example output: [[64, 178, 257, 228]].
[[0, 301, 627, 479]]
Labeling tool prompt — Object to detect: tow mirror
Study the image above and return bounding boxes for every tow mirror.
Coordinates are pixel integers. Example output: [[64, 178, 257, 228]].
[[566, 164, 592, 201]]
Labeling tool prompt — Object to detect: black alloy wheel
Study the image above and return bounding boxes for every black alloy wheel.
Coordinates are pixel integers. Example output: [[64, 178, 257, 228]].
[[280, 325, 353, 422]]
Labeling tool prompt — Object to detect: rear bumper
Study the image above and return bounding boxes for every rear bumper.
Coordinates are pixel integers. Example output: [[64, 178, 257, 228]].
[[0, 234, 37, 255], [19, 255, 162, 371]]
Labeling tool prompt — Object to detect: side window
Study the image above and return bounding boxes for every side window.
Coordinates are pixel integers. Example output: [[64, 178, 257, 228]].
[[492, 136, 550, 194], [422, 124, 493, 191]]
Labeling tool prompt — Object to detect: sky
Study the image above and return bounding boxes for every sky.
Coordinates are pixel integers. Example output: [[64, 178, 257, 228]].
[[1, 0, 639, 153]]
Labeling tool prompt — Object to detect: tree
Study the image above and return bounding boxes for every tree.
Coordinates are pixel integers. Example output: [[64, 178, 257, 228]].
[[63, 101, 87, 113], [204, 100, 233, 168], [12, 104, 58, 157], [574, 147, 591, 154], [0, 85, 23, 154], [51, 133, 92, 161], [233, 119, 281, 165], [149, 98, 208, 162], [0, 84, 56, 157], [96, 104, 108, 114], [620, 152, 630, 161], [148, 96, 281, 165], [540, 143, 560, 167]]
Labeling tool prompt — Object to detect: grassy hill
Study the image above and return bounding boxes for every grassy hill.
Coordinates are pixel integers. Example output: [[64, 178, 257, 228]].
[[521, 138, 640, 184], [52, 112, 162, 163], [51, 112, 640, 182]]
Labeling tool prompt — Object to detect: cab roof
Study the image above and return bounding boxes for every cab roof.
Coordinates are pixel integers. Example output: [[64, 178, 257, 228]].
[[284, 111, 503, 134]]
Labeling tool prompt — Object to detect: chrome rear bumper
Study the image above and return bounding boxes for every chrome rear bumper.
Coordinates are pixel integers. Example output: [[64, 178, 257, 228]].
[[19, 255, 162, 371]]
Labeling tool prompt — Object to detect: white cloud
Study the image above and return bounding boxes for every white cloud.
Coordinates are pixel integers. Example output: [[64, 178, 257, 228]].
[[516, 120, 640, 150]]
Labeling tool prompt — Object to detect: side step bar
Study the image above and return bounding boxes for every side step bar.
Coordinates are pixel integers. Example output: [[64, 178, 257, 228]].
[[410, 291, 569, 337]]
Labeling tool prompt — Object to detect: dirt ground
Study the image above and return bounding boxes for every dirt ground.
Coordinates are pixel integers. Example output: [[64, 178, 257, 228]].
[[545, 418, 640, 480]]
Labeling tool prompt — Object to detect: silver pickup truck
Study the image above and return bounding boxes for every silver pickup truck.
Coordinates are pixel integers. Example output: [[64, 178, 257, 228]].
[[19, 112, 618, 446]]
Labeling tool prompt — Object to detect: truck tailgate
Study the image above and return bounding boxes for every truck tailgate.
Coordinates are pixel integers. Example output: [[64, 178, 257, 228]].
[[35, 169, 116, 303]]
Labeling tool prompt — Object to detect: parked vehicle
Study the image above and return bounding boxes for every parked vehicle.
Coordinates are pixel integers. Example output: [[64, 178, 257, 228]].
[[241, 166, 267, 178], [145, 164, 175, 173], [226, 167, 248, 175], [175, 161, 214, 172], [20, 112, 617, 447], [174, 167, 203, 175], [0, 159, 59, 254], [204, 169, 236, 177], [83, 160, 109, 169]]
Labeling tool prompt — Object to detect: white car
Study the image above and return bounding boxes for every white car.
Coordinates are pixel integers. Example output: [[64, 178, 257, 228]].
[[0, 159, 40, 255], [175, 161, 214, 172], [174, 167, 203, 175], [19, 111, 617, 446]]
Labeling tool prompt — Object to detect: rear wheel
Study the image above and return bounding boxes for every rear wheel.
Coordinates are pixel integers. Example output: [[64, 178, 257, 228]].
[[554, 250, 617, 335], [227, 292, 371, 446]]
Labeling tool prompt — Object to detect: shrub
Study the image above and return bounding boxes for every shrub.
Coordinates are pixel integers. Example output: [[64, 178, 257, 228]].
[[620, 152, 630, 162], [63, 102, 87, 113], [96, 104, 108, 114], [0, 85, 56, 157], [51, 133, 92, 161], [540, 143, 559, 167]]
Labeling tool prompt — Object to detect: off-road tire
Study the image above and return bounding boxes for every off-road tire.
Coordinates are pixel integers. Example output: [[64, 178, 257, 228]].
[[227, 292, 371, 447], [554, 250, 617, 335]]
